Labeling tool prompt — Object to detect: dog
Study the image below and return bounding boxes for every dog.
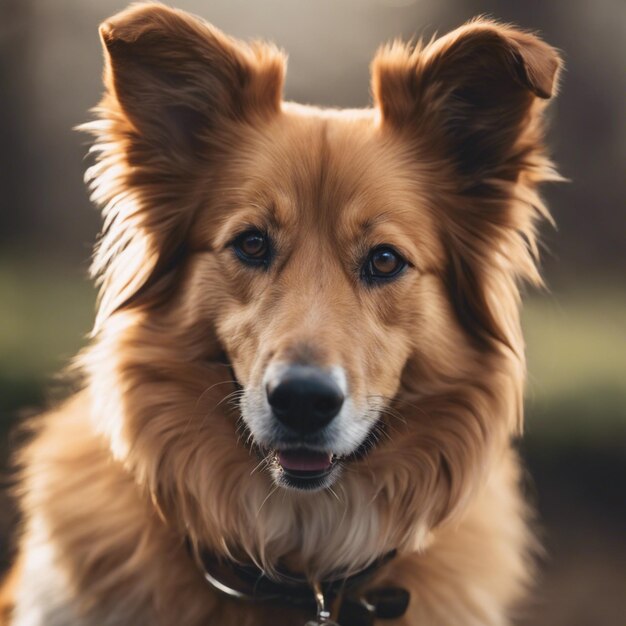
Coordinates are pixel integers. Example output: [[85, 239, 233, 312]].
[[2, 4, 562, 625]]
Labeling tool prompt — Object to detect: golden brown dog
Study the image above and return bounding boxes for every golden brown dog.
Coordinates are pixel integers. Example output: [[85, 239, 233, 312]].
[[3, 4, 562, 625]]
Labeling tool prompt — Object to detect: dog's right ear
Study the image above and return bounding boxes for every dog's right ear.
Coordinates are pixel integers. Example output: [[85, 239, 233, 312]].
[[84, 4, 285, 331], [99, 3, 285, 156]]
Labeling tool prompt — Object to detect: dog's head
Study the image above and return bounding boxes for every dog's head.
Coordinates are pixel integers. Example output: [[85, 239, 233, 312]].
[[83, 4, 560, 575]]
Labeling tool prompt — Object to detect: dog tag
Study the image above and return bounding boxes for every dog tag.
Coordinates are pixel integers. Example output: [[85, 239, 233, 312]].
[[304, 582, 341, 626], [304, 610, 340, 626]]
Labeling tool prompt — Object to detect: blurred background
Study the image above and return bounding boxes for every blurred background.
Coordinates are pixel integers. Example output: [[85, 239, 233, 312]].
[[0, 0, 624, 624]]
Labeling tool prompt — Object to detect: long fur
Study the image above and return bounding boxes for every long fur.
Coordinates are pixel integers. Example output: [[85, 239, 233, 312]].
[[3, 5, 562, 625]]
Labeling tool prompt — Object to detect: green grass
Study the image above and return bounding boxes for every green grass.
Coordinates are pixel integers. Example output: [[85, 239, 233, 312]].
[[0, 255, 624, 444], [523, 288, 626, 442], [524, 288, 626, 404], [0, 256, 95, 414]]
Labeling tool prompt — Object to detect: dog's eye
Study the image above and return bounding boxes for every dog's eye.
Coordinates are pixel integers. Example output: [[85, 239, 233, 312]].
[[232, 229, 270, 266], [363, 246, 407, 282]]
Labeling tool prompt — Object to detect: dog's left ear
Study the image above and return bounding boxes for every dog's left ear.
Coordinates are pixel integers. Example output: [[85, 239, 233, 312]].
[[371, 19, 561, 181], [372, 20, 562, 351]]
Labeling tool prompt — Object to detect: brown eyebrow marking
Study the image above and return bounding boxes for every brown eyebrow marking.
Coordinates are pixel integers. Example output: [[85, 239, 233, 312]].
[[357, 211, 397, 235], [246, 200, 279, 230], [250, 190, 296, 232], [358, 217, 376, 234]]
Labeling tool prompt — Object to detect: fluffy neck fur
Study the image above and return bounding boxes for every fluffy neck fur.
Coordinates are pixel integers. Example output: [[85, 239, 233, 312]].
[[78, 300, 521, 582]]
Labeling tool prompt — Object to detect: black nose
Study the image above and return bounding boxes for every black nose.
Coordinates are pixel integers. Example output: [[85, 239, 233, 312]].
[[266, 365, 344, 434]]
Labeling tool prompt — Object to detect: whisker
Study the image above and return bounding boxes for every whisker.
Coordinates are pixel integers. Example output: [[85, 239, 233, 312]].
[[327, 485, 342, 503], [214, 389, 245, 411], [256, 485, 278, 516], [250, 451, 273, 477], [195, 379, 238, 410], [365, 394, 408, 424]]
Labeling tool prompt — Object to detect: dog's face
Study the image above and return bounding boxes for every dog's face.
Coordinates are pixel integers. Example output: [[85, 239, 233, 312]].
[[85, 4, 559, 572], [190, 110, 447, 491]]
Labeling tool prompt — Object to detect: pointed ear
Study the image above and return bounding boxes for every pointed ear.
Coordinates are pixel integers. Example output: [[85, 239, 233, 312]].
[[371, 18, 561, 180], [99, 3, 285, 156], [84, 4, 286, 331]]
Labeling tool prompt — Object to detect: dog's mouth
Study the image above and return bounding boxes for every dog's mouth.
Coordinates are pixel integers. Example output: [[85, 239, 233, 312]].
[[272, 449, 337, 489], [269, 448, 343, 491], [266, 425, 382, 491], [277, 449, 334, 474]]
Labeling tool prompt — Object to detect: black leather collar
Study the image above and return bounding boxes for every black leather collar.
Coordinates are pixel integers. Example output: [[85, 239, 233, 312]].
[[188, 542, 410, 625]]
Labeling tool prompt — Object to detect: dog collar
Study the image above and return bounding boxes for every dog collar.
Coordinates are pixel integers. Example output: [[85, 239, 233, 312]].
[[188, 542, 409, 625]]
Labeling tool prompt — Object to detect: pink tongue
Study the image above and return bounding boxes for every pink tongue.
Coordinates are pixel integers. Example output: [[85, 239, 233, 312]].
[[278, 450, 333, 472]]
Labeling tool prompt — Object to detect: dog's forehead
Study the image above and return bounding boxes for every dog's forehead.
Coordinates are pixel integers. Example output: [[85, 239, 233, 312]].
[[209, 106, 440, 245], [192, 105, 445, 268]]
